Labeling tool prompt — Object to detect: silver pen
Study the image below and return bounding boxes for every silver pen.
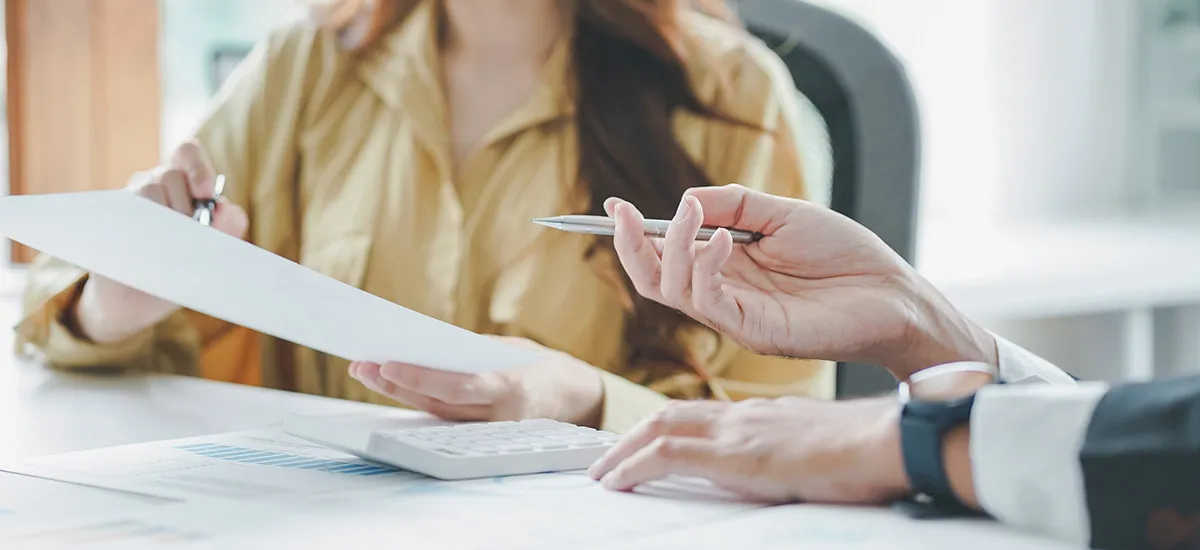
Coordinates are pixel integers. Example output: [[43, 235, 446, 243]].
[[192, 174, 226, 227], [532, 215, 762, 244]]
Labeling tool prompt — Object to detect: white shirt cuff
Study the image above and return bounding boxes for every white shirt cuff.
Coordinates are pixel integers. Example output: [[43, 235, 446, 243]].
[[971, 382, 1110, 545], [993, 333, 1077, 385]]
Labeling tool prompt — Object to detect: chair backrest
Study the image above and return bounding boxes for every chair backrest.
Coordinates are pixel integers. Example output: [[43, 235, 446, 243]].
[[738, 0, 923, 397]]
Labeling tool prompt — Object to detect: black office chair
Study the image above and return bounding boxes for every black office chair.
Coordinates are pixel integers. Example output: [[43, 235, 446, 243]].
[[739, 0, 923, 397]]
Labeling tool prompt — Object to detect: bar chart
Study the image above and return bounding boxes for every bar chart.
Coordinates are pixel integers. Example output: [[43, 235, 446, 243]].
[[176, 443, 397, 476]]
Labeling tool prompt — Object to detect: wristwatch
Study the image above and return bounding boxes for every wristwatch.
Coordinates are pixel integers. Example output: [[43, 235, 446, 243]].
[[895, 362, 996, 518]]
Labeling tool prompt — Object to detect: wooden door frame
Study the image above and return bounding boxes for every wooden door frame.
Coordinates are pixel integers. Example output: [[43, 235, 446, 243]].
[[5, 0, 161, 263]]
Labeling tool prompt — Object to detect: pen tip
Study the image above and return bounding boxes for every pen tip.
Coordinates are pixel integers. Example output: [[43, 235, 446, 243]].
[[531, 218, 567, 231]]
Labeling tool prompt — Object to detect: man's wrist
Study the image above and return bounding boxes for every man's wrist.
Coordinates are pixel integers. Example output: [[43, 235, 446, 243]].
[[894, 379, 985, 515], [888, 274, 998, 378], [861, 398, 913, 500], [942, 425, 980, 509]]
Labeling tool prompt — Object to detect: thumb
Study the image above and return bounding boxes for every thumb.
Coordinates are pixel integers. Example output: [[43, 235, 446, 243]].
[[211, 198, 249, 240], [683, 184, 795, 234]]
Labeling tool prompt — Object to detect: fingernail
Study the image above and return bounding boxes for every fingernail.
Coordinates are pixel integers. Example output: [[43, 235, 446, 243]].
[[600, 475, 621, 490], [380, 363, 404, 381], [674, 197, 691, 221]]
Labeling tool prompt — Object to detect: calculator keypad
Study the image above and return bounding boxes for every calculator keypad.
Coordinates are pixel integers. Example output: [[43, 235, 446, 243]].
[[382, 419, 621, 457]]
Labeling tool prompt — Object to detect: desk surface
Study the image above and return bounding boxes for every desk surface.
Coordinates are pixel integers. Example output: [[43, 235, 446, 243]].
[[0, 281, 1079, 550], [0, 292, 380, 462]]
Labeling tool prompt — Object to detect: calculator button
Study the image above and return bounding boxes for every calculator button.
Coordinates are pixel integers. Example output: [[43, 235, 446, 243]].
[[495, 443, 533, 453], [569, 440, 606, 448], [523, 430, 561, 436]]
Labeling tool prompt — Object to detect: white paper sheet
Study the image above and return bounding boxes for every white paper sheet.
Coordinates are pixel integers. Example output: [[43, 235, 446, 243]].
[[0, 472, 177, 549], [0, 191, 540, 373], [0, 499, 283, 550], [0, 427, 1077, 550], [1, 429, 764, 550], [0, 429, 434, 504]]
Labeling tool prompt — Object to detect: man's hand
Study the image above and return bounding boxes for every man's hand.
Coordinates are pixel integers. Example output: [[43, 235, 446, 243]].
[[605, 185, 997, 379], [587, 397, 910, 504]]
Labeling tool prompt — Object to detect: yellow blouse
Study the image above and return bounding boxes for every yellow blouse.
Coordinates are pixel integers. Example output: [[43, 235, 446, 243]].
[[16, 2, 834, 433]]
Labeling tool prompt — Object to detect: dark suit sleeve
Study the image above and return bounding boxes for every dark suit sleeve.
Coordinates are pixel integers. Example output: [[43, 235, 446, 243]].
[[969, 375, 1200, 550], [1079, 375, 1200, 550]]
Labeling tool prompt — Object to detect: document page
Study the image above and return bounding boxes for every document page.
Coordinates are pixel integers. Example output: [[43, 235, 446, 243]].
[[0, 191, 539, 373], [1, 429, 763, 549], [0, 472, 180, 549], [0, 430, 433, 504]]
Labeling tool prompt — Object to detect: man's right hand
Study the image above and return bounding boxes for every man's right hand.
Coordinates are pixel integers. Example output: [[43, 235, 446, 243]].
[[71, 140, 248, 343], [605, 184, 996, 380]]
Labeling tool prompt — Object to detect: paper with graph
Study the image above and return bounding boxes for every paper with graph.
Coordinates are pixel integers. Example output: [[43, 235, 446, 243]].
[[0, 191, 540, 373], [0, 430, 431, 504], [0, 429, 760, 549]]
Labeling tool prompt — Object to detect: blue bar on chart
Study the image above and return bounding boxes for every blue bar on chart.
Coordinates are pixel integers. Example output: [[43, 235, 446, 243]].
[[175, 443, 398, 476]]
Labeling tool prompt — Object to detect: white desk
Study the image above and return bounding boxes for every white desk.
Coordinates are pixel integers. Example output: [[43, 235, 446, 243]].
[[0, 283, 381, 461], [0, 355, 382, 462], [0, 279, 1080, 549]]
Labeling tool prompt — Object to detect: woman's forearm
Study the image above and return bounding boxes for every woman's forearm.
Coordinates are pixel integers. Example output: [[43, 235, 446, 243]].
[[70, 277, 175, 343]]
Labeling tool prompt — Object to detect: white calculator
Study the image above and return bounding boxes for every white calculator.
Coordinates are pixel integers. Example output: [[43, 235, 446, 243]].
[[283, 412, 622, 480]]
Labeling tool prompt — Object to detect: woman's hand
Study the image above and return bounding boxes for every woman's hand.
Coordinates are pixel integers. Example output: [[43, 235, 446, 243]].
[[605, 185, 996, 380], [349, 337, 606, 427], [72, 140, 249, 343], [588, 396, 909, 504]]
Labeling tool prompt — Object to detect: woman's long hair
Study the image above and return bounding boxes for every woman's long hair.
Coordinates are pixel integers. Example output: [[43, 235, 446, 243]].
[[317, 0, 762, 391]]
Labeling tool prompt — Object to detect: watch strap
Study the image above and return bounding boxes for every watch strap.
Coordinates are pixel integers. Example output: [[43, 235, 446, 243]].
[[900, 398, 965, 504]]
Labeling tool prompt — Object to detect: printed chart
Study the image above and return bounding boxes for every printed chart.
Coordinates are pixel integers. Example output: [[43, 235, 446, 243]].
[[175, 443, 397, 477], [0, 430, 428, 503]]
